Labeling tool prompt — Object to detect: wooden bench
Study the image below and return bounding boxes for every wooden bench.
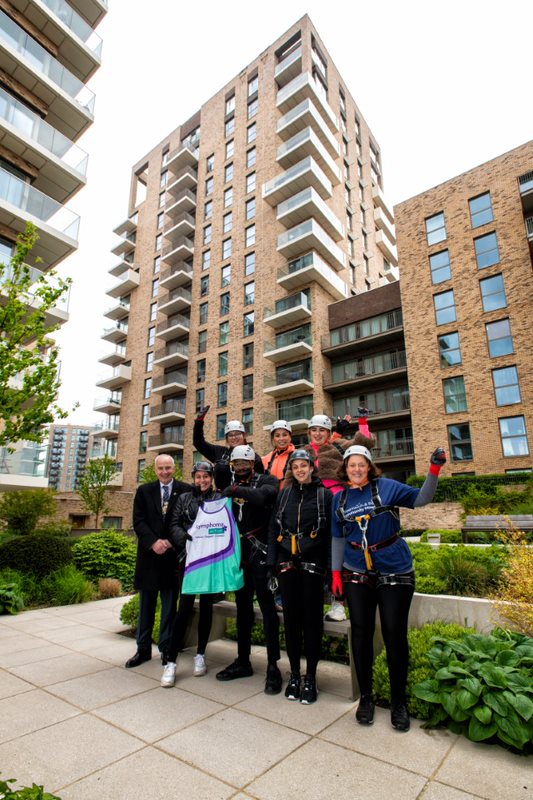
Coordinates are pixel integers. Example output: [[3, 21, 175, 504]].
[[461, 515, 533, 542]]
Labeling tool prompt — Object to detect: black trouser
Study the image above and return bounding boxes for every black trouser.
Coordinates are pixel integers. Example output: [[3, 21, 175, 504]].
[[167, 593, 214, 663], [344, 578, 414, 703], [235, 558, 280, 665], [278, 566, 324, 677], [137, 585, 178, 654]]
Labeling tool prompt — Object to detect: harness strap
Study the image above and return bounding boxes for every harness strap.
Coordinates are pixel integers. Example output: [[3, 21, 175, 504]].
[[348, 533, 399, 552], [241, 529, 267, 555], [278, 559, 325, 577], [342, 569, 415, 589]]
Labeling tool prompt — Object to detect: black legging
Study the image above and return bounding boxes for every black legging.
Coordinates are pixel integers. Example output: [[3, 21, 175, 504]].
[[278, 567, 323, 677], [235, 559, 280, 665], [167, 593, 214, 662], [344, 580, 414, 703]]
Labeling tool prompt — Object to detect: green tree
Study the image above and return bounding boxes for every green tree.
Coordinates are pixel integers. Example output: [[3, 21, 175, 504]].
[[77, 456, 118, 528], [139, 459, 183, 484], [0, 224, 71, 448], [0, 488, 56, 535]]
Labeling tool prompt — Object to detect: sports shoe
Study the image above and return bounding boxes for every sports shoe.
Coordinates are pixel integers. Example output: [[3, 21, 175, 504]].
[[160, 662, 177, 688], [300, 675, 318, 704], [193, 654, 207, 677], [325, 599, 347, 621], [264, 663, 282, 695], [285, 672, 301, 701], [355, 694, 375, 725], [391, 702, 410, 732], [216, 659, 253, 681]]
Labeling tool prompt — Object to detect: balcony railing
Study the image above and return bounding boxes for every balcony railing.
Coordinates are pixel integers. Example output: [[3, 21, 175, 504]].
[[1, 262, 70, 312], [277, 218, 346, 270], [276, 98, 340, 157], [0, 11, 95, 115], [0, 167, 80, 240], [155, 314, 190, 337], [40, 0, 103, 57], [526, 216, 533, 237], [325, 310, 403, 349], [152, 370, 188, 389], [332, 387, 410, 418], [148, 429, 185, 448], [150, 398, 186, 419], [278, 250, 349, 300], [374, 439, 414, 459], [519, 171, 533, 194], [327, 350, 407, 385], [154, 341, 189, 361]]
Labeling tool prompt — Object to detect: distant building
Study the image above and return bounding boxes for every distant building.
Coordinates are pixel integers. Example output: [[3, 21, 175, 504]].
[[47, 423, 102, 491]]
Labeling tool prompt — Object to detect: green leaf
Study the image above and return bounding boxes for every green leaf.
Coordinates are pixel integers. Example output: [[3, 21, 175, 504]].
[[495, 649, 520, 667], [502, 691, 533, 722], [426, 705, 449, 727], [495, 713, 530, 749], [441, 692, 469, 722], [478, 663, 509, 689], [456, 688, 479, 710], [434, 667, 457, 680], [515, 644, 533, 661], [468, 716, 498, 742], [473, 704, 492, 724], [483, 690, 509, 716], [505, 673, 533, 694], [457, 677, 483, 697], [412, 679, 442, 703]]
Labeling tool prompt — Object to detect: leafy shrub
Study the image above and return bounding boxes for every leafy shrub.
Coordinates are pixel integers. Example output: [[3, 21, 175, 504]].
[[40, 566, 94, 606], [0, 489, 56, 536], [373, 621, 475, 718], [399, 528, 427, 538], [34, 521, 72, 537], [72, 531, 137, 591], [120, 593, 161, 643], [0, 582, 24, 614], [0, 773, 61, 799], [420, 530, 461, 544], [225, 617, 350, 664], [413, 628, 533, 752], [415, 576, 448, 595], [407, 472, 533, 503], [409, 543, 508, 598], [492, 528, 533, 636], [98, 577, 122, 598], [0, 535, 72, 578]]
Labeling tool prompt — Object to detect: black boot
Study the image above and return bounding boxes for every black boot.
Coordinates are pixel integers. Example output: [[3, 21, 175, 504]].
[[285, 671, 301, 701], [300, 674, 318, 704], [125, 650, 152, 669], [264, 663, 282, 695], [391, 701, 410, 732], [355, 694, 375, 725]]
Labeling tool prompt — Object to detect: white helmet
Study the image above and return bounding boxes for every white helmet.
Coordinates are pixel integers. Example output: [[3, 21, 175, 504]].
[[343, 444, 373, 462], [270, 419, 292, 434], [230, 445, 255, 462], [308, 414, 332, 431], [225, 420, 245, 435]]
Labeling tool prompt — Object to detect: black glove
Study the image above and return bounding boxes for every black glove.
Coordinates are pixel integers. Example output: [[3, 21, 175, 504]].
[[222, 485, 235, 497], [430, 447, 446, 474], [334, 417, 350, 435], [357, 406, 370, 417], [195, 405, 210, 422]]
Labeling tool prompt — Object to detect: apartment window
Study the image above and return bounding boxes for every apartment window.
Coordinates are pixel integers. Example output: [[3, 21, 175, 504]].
[[242, 407, 253, 435], [245, 225, 256, 247], [246, 172, 256, 193], [152, 279, 159, 298], [223, 212, 233, 233], [425, 212, 447, 245], [226, 139, 234, 159], [158, 191, 165, 209], [203, 224, 212, 245], [247, 123, 256, 144], [247, 147, 256, 169], [245, 251, 256, 275], [221, 264, 231, 287], [486, 318, 514, 357], [155, 234, 162, 251], [469, 192, 494, 228], [141, 404, 150, 425], [499, 416, 529, 457], [219, 320, 229, 345], [218, 351, 228, 376], [153, 255, 161, 274], [147, 326, 156, 347], [243, 311, 254, 336], [205, 176, 214, 196], [346, 210, 353, 231], [216, 413, 227, 440], [438, 332, 462, 367], [226, 94, 235, 115], [248, 75, 258, 96], [139, 431, 148, 454], [475, 232, 500, 269], [225, 162, 234, 183], [160, 170, 168, 188], [144, 378, 152, 399], [157, 212, 164, 230], [247, 98, 258, 119], [150, 302, 157, 322], [195, 388, 205, 413], [429, 250, 451, 284], [218, 382, 228, 407], [204, 200, 213, 220], [447, 423, 473, 461], [480, 273, 507, 312], [243, 374, 254, 401], [243, 343, 254, 369], [222, 238, 232, 259], [225, 117, 235, 137], [198, 330, 207, 353], [200, 275, 209, 297], [224, 187, 233, 208], [244, 281, 255, 305], [433, 290, 456, 325], [199, 302, 209, 325], [220, 292, 230, 315], [345, 185, 352, 206], [137, 460, 146, 481], [206, 153, 214, 173], [245, 198, 256, 220], [145, 352, 154, 372], [443, 376, 467, 413], [202, 249, 211, 270], [493, 366, 521, 406], [197, 359, 206, 383]]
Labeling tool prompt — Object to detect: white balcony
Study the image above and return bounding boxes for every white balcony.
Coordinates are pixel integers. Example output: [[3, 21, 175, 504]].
[[111, 233, 135, 257], [0, 441, 48, 490], [274, 44, 302, 88], [264, 375, 314, 399], [164, 212, 195, 243], [166, 167, 198, 197], [113, 214, 137, 237], [101, 320, 128, 343], [263, 339, 312, 363], [96, 364, 132, 391], [263, 291, 312, 329], [277, 250, 349, 301], [108, 258, 134, 278], [103, 298, 130, 321], [98, 345, 127, 367], [67, 0, 107, 28], [381, 261, 400, 284], [372, 184, 394, 220], [93, 395, 121, 415], [277, 187, 344, 240], [159, 263, 193, 290], [92, 418, 119, 438], [375, 229, 398, 267], [156, 315, 190, 341], [374, 206, 396, 244], [0, 262, 69, 330], [277, 127, 341, 185], [151, 370, 188, 396], [277, 98, 340, 159], [150, 399, 186, 423], [162, 236, 194, 267], [106, 268, 140, 298], [276, 72, 338, 133], [262, 156, 332, 206], [277, 219, 346, 270], [158, 286, 192, 315], [147, 431, 185, 453], [165, 189, 197, 218], [153, 341, 189, 368], [166, 144, 198, 173]]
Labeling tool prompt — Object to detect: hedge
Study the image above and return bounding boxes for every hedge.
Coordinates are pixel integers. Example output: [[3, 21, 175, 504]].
[[406, 472, 532, 502]]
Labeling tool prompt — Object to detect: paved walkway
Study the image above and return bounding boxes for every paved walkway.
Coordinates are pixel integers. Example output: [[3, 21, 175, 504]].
[[0, 598, 530, 800]]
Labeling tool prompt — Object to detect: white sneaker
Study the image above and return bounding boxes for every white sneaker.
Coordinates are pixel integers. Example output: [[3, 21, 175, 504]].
[[161, 662, 176, 687], [325, 600, 347, 622], [193, 654, 207, 676]]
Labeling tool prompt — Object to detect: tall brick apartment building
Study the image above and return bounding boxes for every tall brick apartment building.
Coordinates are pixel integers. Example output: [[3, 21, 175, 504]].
[[95, 15, 399, 490], [394, 141, 533, 475]]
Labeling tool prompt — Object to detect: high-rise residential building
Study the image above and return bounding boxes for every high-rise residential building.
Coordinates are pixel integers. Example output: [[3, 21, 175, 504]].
[[47, 422, 102, 491], [394, 141, 533, 475], [95, 15, 398, 490], [0, 0, 107, 490]]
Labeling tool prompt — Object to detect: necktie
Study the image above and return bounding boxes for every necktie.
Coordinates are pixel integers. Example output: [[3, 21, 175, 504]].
[[162, 484, 170, 513]]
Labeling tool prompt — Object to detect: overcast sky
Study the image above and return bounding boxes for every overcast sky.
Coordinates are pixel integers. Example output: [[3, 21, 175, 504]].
[[55, 0, 533, 424]]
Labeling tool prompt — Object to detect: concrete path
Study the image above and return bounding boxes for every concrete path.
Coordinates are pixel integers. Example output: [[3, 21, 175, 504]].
[[0, 598, 530, 799]]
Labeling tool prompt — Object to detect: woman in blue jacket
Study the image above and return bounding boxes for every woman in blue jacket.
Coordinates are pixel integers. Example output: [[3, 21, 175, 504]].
[[331, 444, 446, 732]]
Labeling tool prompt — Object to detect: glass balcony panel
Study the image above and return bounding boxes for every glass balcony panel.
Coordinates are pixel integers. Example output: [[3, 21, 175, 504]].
[[40, 0, 103, 57]]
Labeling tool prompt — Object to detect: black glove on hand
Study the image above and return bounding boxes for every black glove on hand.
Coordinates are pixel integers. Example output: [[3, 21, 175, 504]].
[[430, 447, 446, 474], [222, 485, 235, 497], [195, 405, 210, 422], [334, 417, 350, 435]]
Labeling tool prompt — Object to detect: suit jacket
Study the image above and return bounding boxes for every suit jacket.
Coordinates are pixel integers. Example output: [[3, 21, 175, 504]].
[[133, 478, 192, 591]]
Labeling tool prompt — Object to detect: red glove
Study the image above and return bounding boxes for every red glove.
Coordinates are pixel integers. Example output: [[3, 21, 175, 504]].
[[430, 447, 446, 475], [332, 570, 343, 599], [357, 407, 371, 439], [195, 405, 210, 422]]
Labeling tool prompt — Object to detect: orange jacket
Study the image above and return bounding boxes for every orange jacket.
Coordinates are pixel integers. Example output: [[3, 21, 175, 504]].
[[261, 443, 296, 481]]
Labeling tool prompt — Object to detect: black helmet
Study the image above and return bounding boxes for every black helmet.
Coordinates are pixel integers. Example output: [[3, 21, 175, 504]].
[[288, 448, 314, 465], [192, 460, 214, 476]]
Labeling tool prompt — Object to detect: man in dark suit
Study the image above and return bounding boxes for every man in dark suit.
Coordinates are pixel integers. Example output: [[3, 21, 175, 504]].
[[125, 454, 192, 668]]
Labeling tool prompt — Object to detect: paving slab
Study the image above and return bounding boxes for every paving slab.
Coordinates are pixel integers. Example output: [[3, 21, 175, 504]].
[[0, 668, 35, 699], [0, 633, 51, 656], [34, 624, 103, 644], [420, 784, 486, 800], [0, 688, 79, 742], [0, 642, 72, 668], [8, 651, 110, 686], [46, 664, 158, 710], [235, 687, 352, 735]]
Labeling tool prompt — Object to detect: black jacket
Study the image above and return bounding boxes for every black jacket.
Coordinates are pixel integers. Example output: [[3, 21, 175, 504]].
[[133, 478, 192, 591], [223, 472, 278, 550], [168, 486, 221, 551], [267, 477, 332, 568], [193, 419, 264, 490]]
